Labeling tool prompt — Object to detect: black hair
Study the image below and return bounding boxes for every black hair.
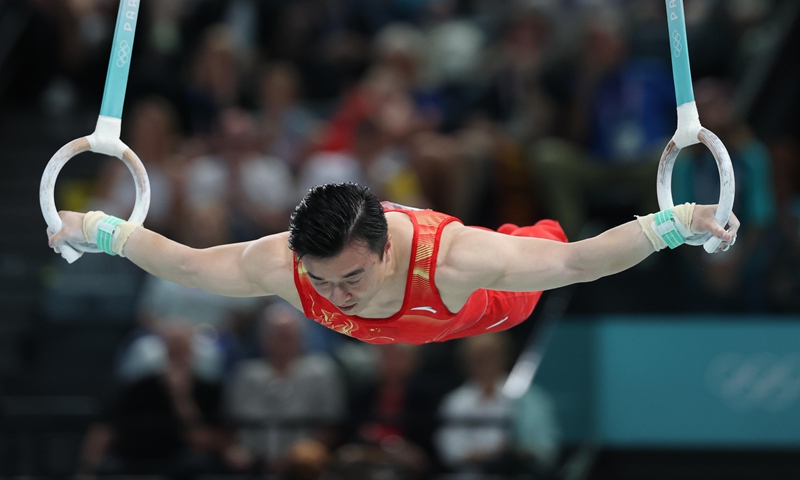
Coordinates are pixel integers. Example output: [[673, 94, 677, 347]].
[[289, 183, 388, 260]]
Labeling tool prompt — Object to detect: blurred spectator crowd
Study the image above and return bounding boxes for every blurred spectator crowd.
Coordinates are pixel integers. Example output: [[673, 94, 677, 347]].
[[3, 0, 800, 476], [75, 302, 561, 478]]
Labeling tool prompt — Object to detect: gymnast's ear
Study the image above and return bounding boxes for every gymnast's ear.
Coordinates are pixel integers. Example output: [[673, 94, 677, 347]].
[[383, 234, 392, 261]]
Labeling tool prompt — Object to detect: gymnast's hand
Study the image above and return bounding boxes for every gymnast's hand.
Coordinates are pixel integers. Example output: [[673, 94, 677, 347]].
[[46, 211, 87, 252], [690, 205, 740, 252]]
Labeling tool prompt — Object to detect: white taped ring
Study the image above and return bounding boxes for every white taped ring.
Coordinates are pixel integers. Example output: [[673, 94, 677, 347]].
[[656, 127, 735, 254], [86, 116, 127, 158], [40, 118, 151, 264], [672, 102, 702, 149]]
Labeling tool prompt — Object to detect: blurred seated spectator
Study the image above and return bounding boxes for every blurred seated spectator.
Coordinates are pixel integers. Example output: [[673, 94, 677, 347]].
[[348, 343, 440, 465], [299, 60, 423, 205], [185, 25, 243, 134], [299, 118, 427, 207], [532, 10, 674, 238], [436, 332, 560, 477], [480, 5, 553, 133], [421, 18, 487, 132], [223, 303, 346, 474], [315, 60, 480, 220], [513, 383, 562, 476], [297, 151, 367, 200], [435, 333, 512, 473], [479, 4, 563, 236], [140, 0, 187, 58], [77, 323, 227, 475], [373, 23, 490, 222], [116, 313, 225, 384], [185, 107, 295, 239], [673, 78, 778, 311], [136, 199, 259, 329], [257, 62, 322, 167], [352, 118, 427, 207], [130, 195, 260, 374], [316, 63, 416, 154]]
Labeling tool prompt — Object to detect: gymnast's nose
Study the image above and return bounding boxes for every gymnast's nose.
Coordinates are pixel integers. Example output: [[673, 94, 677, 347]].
[[331, 286, 351, 306]]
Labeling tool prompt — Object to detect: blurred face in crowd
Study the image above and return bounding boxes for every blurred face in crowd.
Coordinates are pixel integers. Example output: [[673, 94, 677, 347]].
[[352, 120, 385, 164], [128, 98, 179, 157], [363, 65, 408, 107], [583, 18, 627, 72], [214, 108, 261, 160], [505, 11, 550, 59], [462, 333, 509, 386], [262, 305, 304, 365], [161, 323, 195, 370], [261, 65, 298, 110], [374, 24, 424, 84], [260, 64, 300, 112], [194, 26, 238, 102], [182, 202, 228, 248]]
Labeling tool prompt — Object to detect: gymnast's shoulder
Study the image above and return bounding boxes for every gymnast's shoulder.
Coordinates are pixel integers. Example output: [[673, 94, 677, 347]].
[[239, 231, 297, 298]]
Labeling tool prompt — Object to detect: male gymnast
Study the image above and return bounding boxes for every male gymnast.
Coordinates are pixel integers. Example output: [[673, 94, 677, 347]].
[[47, 182, 739, 344]]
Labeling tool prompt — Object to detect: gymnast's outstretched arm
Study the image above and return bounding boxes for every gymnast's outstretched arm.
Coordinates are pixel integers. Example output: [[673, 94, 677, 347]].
[[437, 204, 740, 295], [47, 211, 295, 298]]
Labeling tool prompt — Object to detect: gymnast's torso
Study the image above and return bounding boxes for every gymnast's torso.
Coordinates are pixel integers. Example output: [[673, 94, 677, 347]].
[[292, 203, 559, 344]]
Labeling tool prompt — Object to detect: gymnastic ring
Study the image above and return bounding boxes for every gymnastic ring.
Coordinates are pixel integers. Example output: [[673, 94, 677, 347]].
[[40, 135, 150, 263], [656, 127, 735, 253]]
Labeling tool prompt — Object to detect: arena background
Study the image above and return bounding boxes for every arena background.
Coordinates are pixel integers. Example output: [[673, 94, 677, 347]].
[[1, 0, 799, 478]]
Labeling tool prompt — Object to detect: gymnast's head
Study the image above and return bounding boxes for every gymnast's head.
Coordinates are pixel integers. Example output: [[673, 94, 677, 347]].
[[289, 183, 391, 314]]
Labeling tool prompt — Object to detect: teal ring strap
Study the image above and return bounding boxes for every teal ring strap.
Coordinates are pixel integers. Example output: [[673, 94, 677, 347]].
[[665, 0, 694, 106], [99, 0, 141, 120], [97, 216, 124, 255]]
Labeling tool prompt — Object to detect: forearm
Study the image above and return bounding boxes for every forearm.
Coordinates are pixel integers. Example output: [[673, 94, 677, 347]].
[[449, 220, 656, 293], [569, 220, 655, 283], [49, 211, 269, 296], [458, 204, 734, 294], [122, 227, 197, 287], [123, 225, 274, 297]]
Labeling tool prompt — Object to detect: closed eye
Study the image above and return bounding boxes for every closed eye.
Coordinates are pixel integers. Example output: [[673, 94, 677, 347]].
[[346, 279, 361, 285]]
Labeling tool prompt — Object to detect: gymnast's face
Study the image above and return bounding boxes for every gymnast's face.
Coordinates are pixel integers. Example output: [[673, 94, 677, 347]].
[[301, 238, 392, 315]]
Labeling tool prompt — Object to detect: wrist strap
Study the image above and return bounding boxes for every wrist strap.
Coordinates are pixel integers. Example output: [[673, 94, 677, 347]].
[[651, 209, 687, 249], [97, 216, 124, 255], [636, 203, 696, 252], [83, 211, 109, 243], [82, 210, 140, 257]]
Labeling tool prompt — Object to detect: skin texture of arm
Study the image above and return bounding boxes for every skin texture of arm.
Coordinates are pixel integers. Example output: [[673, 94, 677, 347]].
[[437, 220, 653, 294], [437, 205, 740, 296], [47, 211, 298, 301], [122, 227, 293, 297]]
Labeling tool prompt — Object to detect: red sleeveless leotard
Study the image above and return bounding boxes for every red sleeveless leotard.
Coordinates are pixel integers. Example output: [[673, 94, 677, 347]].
[[293, 202, 567, 344]]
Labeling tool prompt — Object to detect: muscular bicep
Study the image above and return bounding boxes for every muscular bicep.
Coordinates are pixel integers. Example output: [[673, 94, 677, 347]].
[[439, 227, 579, 293], [185, 232, 294, 298]]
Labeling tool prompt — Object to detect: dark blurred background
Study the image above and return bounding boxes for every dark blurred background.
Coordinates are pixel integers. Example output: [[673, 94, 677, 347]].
[[1, 0, 800, 478]]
